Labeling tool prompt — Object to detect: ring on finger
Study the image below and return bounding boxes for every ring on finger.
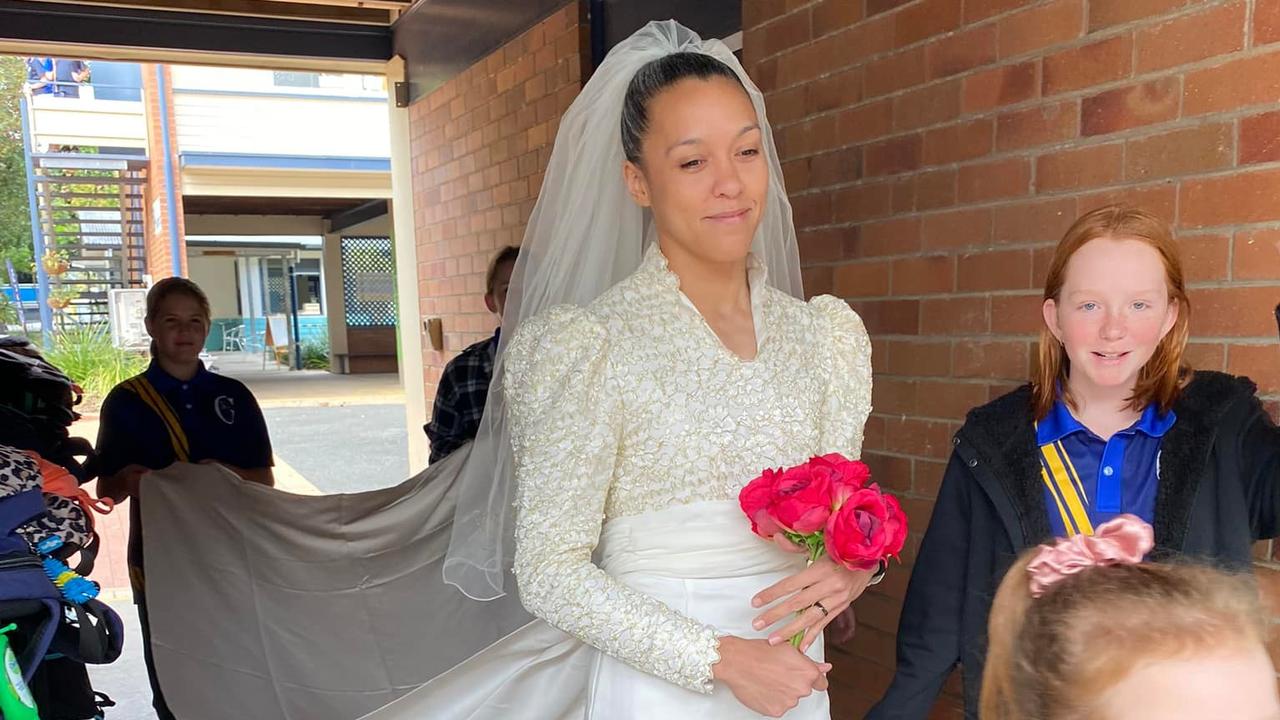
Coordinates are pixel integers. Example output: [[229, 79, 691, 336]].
[[813, 601, 829, 617]]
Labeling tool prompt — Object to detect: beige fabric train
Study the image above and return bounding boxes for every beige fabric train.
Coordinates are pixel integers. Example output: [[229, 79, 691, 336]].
[[140, 448, 531, 720]]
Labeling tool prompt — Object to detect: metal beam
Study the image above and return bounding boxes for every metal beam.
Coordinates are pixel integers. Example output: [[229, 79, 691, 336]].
[[0, 0, 393, 62], [600, 0, 740, 52], [0, 39, 385, 72], [327, 199, 388, 232], [19, 96, 55, 345], [25, 0, 395, 25], [184, 213, 327, 235], [392, 0, 568, 103]]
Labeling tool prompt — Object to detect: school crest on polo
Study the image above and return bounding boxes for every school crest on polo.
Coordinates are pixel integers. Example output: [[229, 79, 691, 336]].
[[215, 395, 236, 424]]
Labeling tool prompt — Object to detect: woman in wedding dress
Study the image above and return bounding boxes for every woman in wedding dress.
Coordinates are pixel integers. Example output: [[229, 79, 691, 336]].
[[364, 20, 876, 720]]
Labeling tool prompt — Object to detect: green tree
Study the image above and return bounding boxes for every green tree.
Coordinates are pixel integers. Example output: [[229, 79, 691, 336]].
[[0, 56, 33, 273]]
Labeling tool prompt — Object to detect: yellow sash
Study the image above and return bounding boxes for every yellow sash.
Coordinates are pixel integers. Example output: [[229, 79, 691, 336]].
[[1035, 425, 1093, 537], [122, 375, 190, 463]]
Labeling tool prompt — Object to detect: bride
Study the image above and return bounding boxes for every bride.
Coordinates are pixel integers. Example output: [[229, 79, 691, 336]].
[[366, 20, 875, 719]]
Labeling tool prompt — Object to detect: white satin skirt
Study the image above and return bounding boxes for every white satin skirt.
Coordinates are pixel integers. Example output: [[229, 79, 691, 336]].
[[360, 499, 830, 719]]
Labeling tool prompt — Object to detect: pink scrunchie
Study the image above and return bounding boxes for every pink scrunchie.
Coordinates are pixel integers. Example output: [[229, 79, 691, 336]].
[[1026, 514, 1154, 598]]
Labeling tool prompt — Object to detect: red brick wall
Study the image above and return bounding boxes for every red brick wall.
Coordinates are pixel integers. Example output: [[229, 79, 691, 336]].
[[743, 0, 1280, 715], [410, 2, 588, 405], [141, 63, 187, 281]]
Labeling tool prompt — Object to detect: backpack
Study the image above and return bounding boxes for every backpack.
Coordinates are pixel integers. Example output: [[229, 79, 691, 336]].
[[0, 448, 123, 674], [0, 340, 123, 719], [0, 337, 103, 573], [0, 452, 62, 686], [0, 337, 94, 485]]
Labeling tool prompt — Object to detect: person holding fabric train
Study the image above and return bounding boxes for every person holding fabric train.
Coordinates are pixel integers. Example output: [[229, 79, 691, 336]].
[[95, 277, 274, 720]]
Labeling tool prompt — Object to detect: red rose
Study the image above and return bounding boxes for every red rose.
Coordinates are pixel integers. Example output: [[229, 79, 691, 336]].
[[771, 465, 834, 534], [813, 454, 872, 507], [824, 484, 909, 571], [739, 468, 785, 538], [739, 463, 837, 538]]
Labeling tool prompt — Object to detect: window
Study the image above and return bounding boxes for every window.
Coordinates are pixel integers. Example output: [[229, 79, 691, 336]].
[[262, 258, 324, 315], [295, 259, 323, 315], [264, 260, 288, 314], [272, 71, 320, 88], [271, 71, 383, 94], [340, 237, 396, 327]]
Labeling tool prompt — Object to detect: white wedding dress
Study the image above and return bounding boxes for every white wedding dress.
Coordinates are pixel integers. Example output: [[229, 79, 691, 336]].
[[362, 245, 872, 719]]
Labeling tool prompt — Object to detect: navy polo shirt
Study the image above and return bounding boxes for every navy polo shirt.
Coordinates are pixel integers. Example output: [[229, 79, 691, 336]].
[[96, 360, 273, 572], [1037, 399, 1175, 537]]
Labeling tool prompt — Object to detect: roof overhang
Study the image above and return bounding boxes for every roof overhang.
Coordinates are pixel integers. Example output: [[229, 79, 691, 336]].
[[0, 0, 397, 71]]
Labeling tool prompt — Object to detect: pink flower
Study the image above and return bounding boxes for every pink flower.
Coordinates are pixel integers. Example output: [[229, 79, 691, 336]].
[[739, 468, 786, 537], [740, 456, 910, 649], [739, 462, 838, 537], [812, 454, 872, 507], [824, 484, 909, 571], [771, 465, 834, 534]]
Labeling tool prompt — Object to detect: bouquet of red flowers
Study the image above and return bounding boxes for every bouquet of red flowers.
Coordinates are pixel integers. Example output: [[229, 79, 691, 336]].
[[739, 453, 908, 646]]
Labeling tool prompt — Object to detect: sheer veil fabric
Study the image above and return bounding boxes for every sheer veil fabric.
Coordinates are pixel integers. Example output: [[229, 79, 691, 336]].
[[442, 19, 804, 601]]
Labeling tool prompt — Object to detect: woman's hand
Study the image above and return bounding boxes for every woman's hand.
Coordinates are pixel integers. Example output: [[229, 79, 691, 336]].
[[712, 635, 830, 717], [751, 534, 876, 652]]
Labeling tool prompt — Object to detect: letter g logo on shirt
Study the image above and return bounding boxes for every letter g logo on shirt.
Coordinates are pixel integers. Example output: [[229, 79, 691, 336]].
[[215, 396, 236, 425]]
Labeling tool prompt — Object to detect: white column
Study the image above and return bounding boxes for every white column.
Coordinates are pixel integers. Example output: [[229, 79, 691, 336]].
[[386, 56, 429, 473]]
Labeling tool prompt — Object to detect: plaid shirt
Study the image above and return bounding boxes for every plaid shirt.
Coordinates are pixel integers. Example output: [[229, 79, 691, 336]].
[[425, 331, 499, 464]]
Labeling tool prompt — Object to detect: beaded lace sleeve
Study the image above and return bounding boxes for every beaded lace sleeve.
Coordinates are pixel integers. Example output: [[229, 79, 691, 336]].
[[504, 305, 722, 693], [809, 296, 873, 458]]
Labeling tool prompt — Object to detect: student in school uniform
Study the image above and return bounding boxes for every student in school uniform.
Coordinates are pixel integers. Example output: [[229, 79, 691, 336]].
[[96, 277, 274, 720], [867, 205, 1280, 719]]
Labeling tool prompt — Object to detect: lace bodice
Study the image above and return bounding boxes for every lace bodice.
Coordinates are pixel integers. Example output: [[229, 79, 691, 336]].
[[504, 245, 873, 693]]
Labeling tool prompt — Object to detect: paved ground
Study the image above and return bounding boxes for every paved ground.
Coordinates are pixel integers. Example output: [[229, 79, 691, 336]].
[[263, 405, 409, 494], [78, 356, 408, 719], [211, 352, 405, 409]]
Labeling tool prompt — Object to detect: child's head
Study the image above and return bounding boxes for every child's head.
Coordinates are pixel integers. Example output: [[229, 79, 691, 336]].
[[981, 516, 1278, 720], [145, 277, 212, 363], [1034, 205, 1190, 419], [484, 245, 519, 320]]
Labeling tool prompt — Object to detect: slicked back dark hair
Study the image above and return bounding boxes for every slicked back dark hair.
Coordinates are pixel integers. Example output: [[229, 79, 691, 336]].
[[620, 52, 747, 164]]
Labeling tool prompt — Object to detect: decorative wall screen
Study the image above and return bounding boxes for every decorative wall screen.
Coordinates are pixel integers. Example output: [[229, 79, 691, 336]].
[[340, 236, 397, 326], [265, 261, 288, 315]]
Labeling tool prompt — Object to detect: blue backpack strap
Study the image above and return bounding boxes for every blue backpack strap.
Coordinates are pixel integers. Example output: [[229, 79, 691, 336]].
[[59, 599, 123, 666], [0, 488, 44, 551], [0, 489, 59, 607], [12, 599, 63, 684], [0, 483, 69, 682]]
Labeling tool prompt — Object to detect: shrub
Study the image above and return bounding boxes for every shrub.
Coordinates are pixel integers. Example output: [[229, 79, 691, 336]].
[[0, 294, 17, 326], [301, 330, 330, 370], [43, 323, 148, 405]]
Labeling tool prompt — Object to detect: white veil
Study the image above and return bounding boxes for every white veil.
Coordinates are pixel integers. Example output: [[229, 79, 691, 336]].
[[442, 19, 804, 600]]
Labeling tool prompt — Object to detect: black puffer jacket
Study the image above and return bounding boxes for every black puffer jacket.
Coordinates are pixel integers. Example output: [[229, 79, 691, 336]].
[[866, 371, 1280, 719]]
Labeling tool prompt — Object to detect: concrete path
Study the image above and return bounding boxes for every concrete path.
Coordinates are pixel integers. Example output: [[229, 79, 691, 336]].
[[263, 405, 409, 494], [212, 351, 404, 408]]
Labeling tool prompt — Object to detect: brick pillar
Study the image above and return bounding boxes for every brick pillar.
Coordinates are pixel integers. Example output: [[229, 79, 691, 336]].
[[408, 1, 589, 409]]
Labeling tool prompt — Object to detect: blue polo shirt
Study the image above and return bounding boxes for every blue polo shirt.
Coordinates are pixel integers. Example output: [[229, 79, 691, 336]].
[[1037, 399, 1175, 537], [96, 360, 273, 574], [25, 57, 52, 95]]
